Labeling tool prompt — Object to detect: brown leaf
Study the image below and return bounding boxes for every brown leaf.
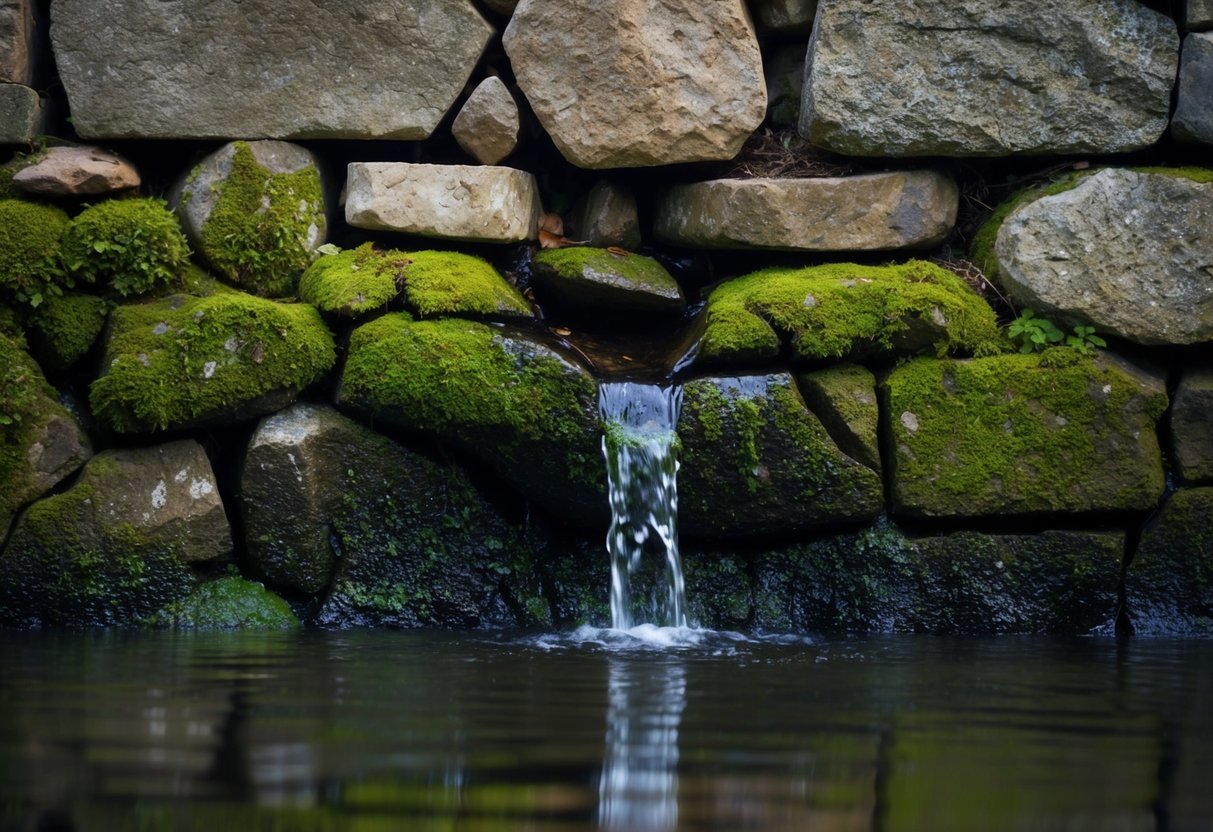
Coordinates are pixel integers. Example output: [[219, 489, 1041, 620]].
[[606, 246, 629, 257], [539, 229, 582, 250], [539, 212, 564, 235], [553, 327, 572, 336]]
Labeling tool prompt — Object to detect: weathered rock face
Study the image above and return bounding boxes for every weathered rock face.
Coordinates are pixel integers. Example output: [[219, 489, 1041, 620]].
[[530, 247, 685, 314], [1190, 1, 1213, 30], [992, 169, 1213, 346], [338, 314, 605, 526], [0, 441, 230, 627], [345, 163, 541, 244], [175, 141, 326, 297], [765, 45, 804, 127], [677, 373, 883, 538], [452, 77, 521, 166], [503, 0, 765, 168], [50, 0, 493, 140], [90, 292, 336, 433], [0, 0, 33, 85], [752, 0, 816, 32], [1173, 34, 1213, 144], [800, 0, 1179, 157], [1125, 488, 1213, 636], [798, 365, 880, 472], [754, 527, 1122, 634], [1172, 367, 1213, 483], [568, 181, 642, 250], [0, 83, 40, 144], [12, 146, 140, 196], [886, 353, 1168, 519], [655, 171, 957, 251]]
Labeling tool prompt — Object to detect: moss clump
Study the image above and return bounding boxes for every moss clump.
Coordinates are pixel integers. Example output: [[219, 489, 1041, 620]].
[[400, 250, 531, 318], [531, 246, 684, 313], [886, 354, 1168, 518], [90, 292, 336, 433], [698, 260, 1004, 368], [59, 197, 191, 297], [798, 364, 881, 470], [152, 575, 299, 629], [0, 334, 59, 529], [198, 142, 324, 297], [27, 292, 108, 371], [0, 199, 70, 308], [298, 244, 399, 317]]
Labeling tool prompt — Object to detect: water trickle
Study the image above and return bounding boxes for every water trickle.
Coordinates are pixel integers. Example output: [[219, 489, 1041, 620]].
[[599, 382, 685, 630]]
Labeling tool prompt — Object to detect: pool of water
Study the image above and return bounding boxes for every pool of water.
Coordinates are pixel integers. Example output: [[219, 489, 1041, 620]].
[[0, 629, 1210, 831]]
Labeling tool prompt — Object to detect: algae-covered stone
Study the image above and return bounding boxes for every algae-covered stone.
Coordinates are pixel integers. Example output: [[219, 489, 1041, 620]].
[[152, 575, 298, 630], [0, 333, 92, 533], [176, 141, 326, 298], [1171, 367, 1213, 483], [1125, 488, 1213, 636], [797, 365, 880, 471], [531, 247, 685, 315], [0, 441, 230, 628], [90, 291, 336, 433], [26, 292, 107, 371], [338, 314, 604, 524], [59, 198, 192, 298], [697, 260, 1004, 369], [754, 526, 1121, 635], [677, 373, 882, 538], [298, 246, 399, 318], [0, 198, 69, 308], [886, 353, 1167, 519]]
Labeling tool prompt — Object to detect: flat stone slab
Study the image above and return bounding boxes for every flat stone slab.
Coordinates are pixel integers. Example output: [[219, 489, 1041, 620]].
[[0, 82, 39, 144], [530, 247, 685, 314], [13, 146, 140, 196], [800, 0, 1178, 157], [49, 0, 492, 140], [345, 162, 541, 243], [1173, 33, 1213, 144], [655, 171, 957, 251]]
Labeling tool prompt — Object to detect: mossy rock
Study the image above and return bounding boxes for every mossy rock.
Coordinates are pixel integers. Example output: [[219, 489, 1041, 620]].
[[177, 140, 326, 297], [677, 373, 883, 538], [531, 246, 685, 314], [753, 525, 1121, 635], [0, 333, 93, 534], [798, 364, 881, 471], [59, 197, 192, 298], [90, 291, 336, 433], [338, 313, 605, 525], [151, 575, 299, 629], [1125, 487, 1213, 636], [885, 352, 1168, 519], [697, 260, 1005, 369], [0, 198, 70, 308], [298, 246, 399, 318], [26, 292, 108, 371]]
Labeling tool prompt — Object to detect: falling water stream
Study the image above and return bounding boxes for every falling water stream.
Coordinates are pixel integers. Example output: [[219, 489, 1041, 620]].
[[599, 382, 686, 631]]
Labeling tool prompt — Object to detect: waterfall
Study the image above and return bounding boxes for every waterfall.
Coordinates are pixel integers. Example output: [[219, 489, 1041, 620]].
[[599, 382, 685, 630]]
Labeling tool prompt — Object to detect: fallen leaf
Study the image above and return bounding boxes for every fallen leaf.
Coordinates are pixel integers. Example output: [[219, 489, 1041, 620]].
[[553, 327, 572, 336], [606, 246, 629, 257], [539, 212, 564, 235]]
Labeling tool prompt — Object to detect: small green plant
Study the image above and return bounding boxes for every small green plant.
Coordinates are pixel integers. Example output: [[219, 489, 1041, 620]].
[[59, 198, 191, 297], [1065, 324, 1106, 355], [1007, 309, 1064, 353]]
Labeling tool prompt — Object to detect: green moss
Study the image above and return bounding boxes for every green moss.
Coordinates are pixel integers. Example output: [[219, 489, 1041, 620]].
[[152, 575, 299, 629], [400, 250, 531, 318], [699, 260, 1004, 368], [298, 245, 399, 317], [0, 199, 70, 308], [198, 142, 324, 297], [27, 292, 108, 370], [90, 291, 336, 433], [886, 354, 1168, 517], [798, 364, 881, 470], [59, 197, 191, 297], [0, 334, 58, 528]]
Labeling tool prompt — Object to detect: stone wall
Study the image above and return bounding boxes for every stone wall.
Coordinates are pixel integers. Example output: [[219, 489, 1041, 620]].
[[0, 0, 1209, 635]]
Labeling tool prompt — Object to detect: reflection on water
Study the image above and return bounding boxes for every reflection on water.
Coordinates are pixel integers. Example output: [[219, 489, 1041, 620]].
[[0, 632, 1211, 831]]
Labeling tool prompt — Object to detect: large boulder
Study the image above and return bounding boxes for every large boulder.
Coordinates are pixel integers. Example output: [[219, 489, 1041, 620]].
[[800, 0, 1178, 157], [1171, 367, 1213, 484], [886, 353, 1167, 519], [90, 291, 336, 433], [12, 146, 140, 196], [49, 0, 493, 140], [695, 260, 1003, 369], [754, 526, 1122, 635], [1125, 488, 1213, 636], [654, 171, 957, 251], [0, 441, 230, 627], [0, 334, 92, 534], [1173, 33, 1213, 145], [345, 163, 541, 244], [986, 169, 1213, 346], [0, 83, 40, 145], [503, 0, 765, 168], [175, 141, 326, 297], [241, 404, 544, 627], [677, 373, 882, 538], [337, 314, 605, 525], [451, 77, 521, 166], [0, 0, 33, 85], [530, 246, 685, 315]]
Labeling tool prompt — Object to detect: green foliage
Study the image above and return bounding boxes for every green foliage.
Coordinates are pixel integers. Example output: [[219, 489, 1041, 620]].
[[1007, 309, 1063, 353], [1065, 324, 1106, 355], [0, 199, 70, 308], [59, 198, 191, 297]]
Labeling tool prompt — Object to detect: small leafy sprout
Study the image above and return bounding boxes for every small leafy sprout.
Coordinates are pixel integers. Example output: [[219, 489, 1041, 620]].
[[1007, 309, 1063, 353], [1066, 324, 1106, 355]]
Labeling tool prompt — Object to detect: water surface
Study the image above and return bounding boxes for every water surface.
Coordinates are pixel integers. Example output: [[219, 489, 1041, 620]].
[[1, 630, 1210, 831]]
